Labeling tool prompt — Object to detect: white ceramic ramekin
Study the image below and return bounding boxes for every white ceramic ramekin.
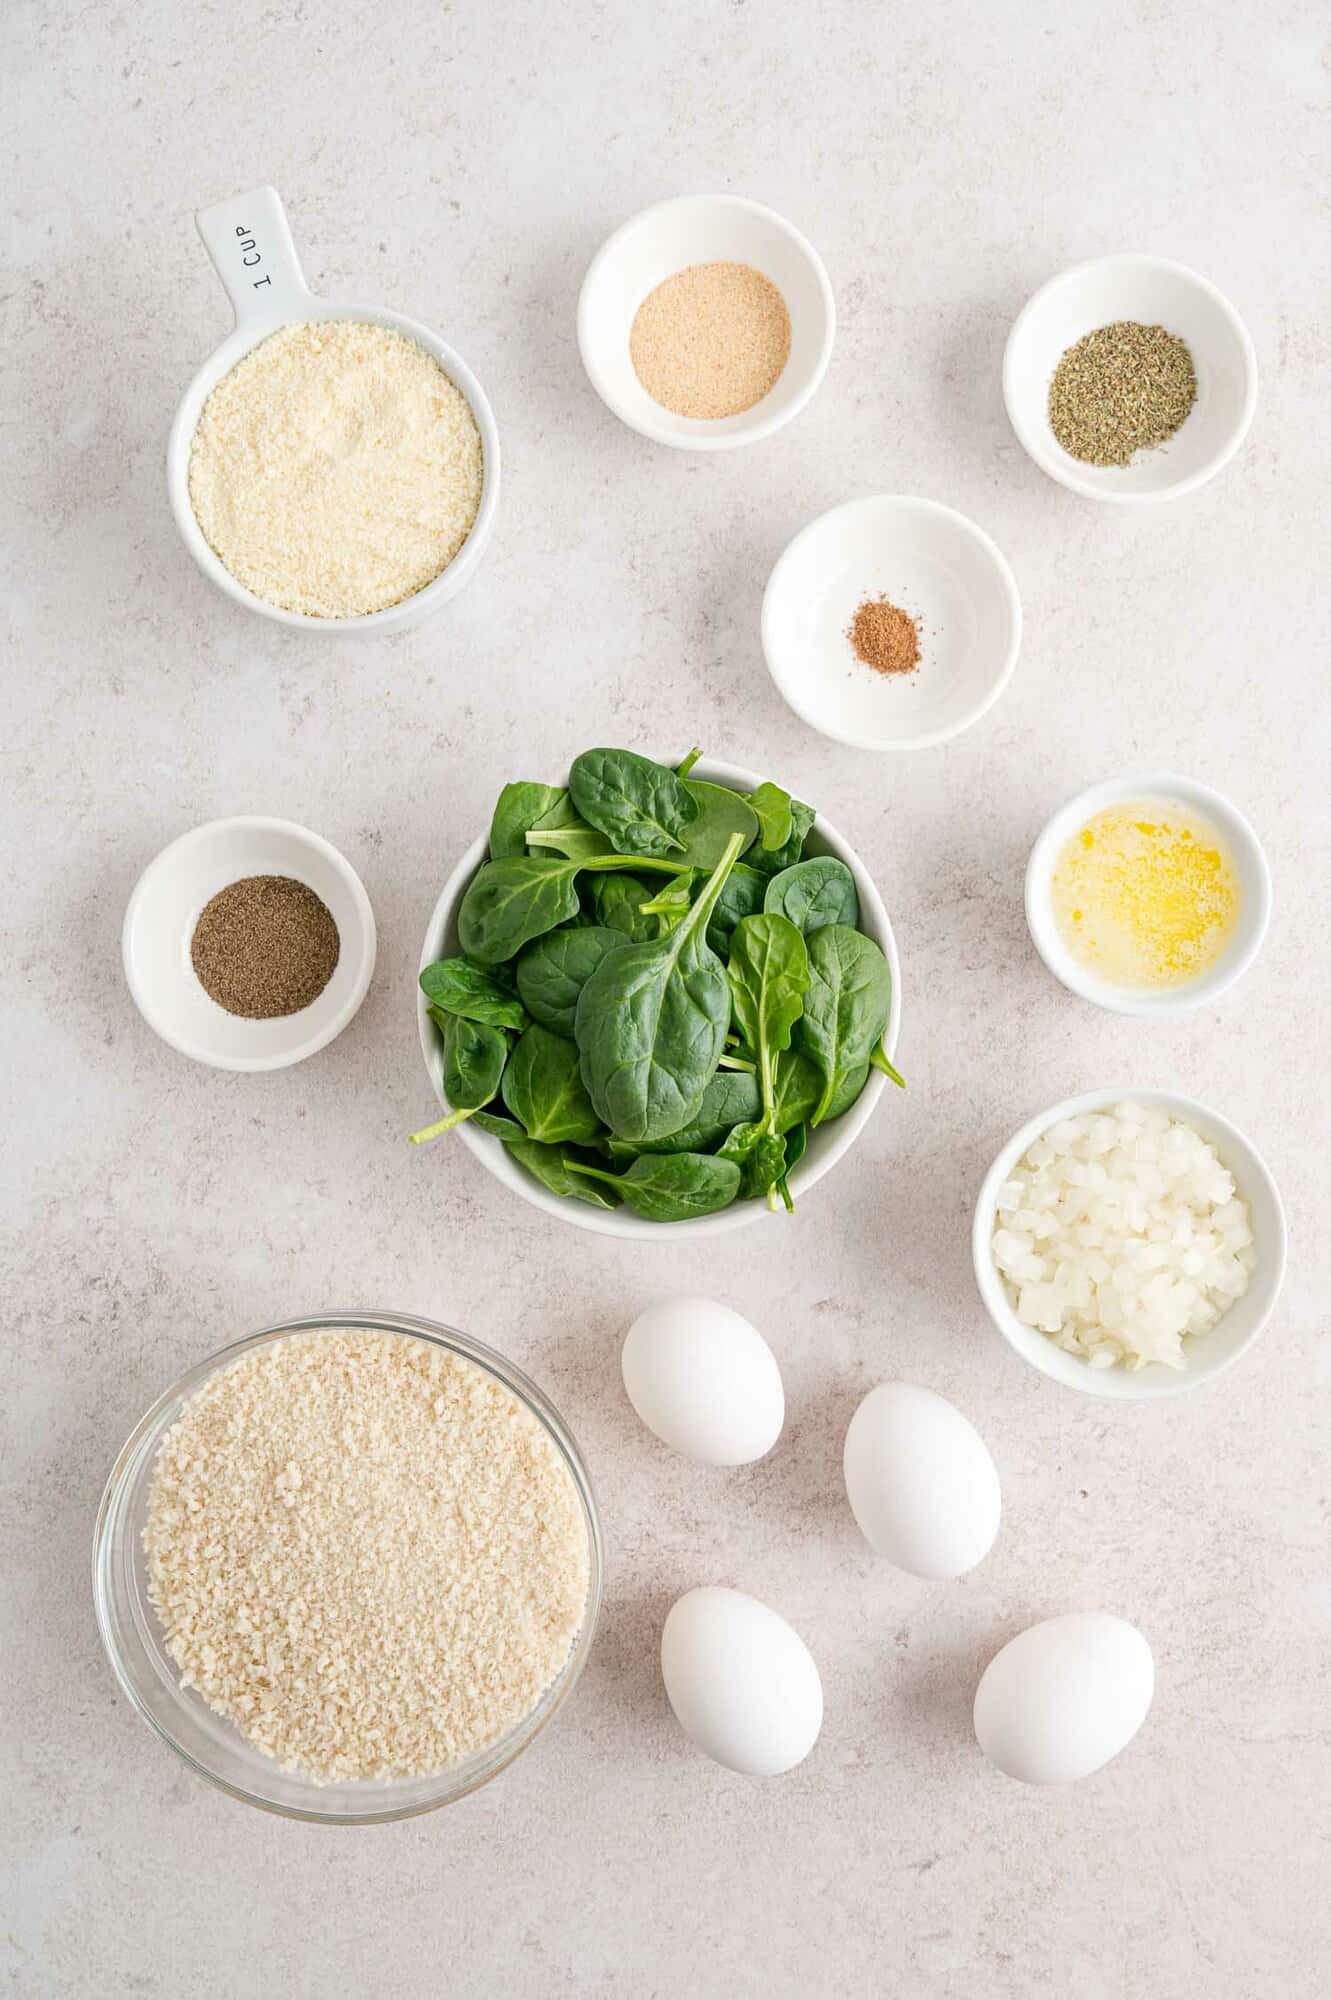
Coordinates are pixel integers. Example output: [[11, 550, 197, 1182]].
[[1025, 772, 1271, 1017], [416, 759, 901, 1238], [1003, 255, 1258, 504], [122, 815, 376, 1070], [761, 496, 1021, 750], [168, 186, 500, 631], [972, 1088, 1286, 1401], [577, 195, 835, 450]]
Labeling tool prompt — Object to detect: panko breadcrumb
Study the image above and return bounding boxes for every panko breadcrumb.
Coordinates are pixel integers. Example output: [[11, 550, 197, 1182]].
[[144, 1329, 589, 1783]]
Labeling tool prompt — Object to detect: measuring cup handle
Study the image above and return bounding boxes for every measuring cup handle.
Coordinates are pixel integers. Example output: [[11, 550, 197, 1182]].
[[196, 186, 312, 329]]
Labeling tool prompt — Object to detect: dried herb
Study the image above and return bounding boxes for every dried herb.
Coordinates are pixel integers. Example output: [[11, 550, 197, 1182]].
[[1049, 321, 1197, 467]]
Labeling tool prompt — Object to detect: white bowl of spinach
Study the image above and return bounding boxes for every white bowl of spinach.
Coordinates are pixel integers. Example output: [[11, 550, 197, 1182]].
[[414, 752, 903, 1236]]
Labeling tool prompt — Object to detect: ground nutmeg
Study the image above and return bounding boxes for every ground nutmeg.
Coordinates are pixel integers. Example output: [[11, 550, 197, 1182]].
[[848, 595, 921, 677]]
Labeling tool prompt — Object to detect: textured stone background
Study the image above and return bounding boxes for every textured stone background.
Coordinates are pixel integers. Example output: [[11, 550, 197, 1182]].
[[4, 1, 1329, 1994]]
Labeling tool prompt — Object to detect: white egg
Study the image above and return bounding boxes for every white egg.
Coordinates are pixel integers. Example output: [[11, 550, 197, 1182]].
[[660, 1586, 823, 1776], [622, 1296, 784, 1466], [973, 1612, 1154, 1784], [842, 1381, 1001, 1579]]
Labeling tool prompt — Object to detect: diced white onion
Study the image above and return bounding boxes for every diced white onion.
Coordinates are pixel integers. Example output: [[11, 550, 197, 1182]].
[[991, 1103, 1256, 1371]]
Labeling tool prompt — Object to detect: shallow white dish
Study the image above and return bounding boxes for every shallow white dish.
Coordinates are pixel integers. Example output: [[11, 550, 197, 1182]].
[[1003, 255, 1258, 504], [123, 816, 376, 1071], [168, 186, 500, 631], [973, 1088, 1286, 1400], [762, 496, 1021, 750], [1025, 771, 1271, 1017], [417, 758, 902, 1239], [577, 194, 834, 450]]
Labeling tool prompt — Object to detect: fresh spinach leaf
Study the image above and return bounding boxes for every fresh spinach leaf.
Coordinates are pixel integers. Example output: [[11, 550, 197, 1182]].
[[793, 924, 893, 1125], [565, 1151, 742, 1221], [460, 856, 583, 962], [570, 748, 699, 858], [745, 795, 815, 878], [717, 1118, 762, 1173], [471, 1107, 527, 1142], [488, 782, 577, 859], [637, 872, 696, 935], [740, 1117, 808, 1212], [717, 1121, 788, 1204], [770, 1045, 822, 1134], [410, 1016, 509, 1143], [575, 833, 745, 1143], [725, 914, 811, 1205], [676, 781, 759, 869], [688, 1067, 764, 1138], [706, 861, 766, 958], [515, 926, 626, 1039], [525, 825, 614, 861], [763, 856, 859, 937], [727, 914, 811, 1069], [508, 1138, 619, 1209], [501, 1023, 602, 1144], [419, 957, 528, 1031], [675, 746, 703, 779], [870, 1043, 906, 1087], [459, 852, 677, 964], [777, 1121, 808, 1210], [747, 781, 795, 853], [588, 872, 658, 941], [824, 1061, 870, 1123], [603, 1069, 762, 1159]]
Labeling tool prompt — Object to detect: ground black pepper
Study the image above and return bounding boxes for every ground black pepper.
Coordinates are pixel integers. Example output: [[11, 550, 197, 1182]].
[[190, 875, 340, 1018]]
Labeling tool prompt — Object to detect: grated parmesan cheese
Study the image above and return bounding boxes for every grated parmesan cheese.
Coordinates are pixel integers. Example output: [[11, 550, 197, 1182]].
[[144, 1329, 589, 1783], [188, 321, 483, 618]]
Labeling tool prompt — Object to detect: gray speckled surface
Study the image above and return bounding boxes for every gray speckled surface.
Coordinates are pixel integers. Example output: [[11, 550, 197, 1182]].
[[4, 1, 1330, 1993]]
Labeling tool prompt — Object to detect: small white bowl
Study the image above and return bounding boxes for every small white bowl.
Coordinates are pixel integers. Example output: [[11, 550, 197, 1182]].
[[577, 195, 835, 450], [762, 496, 1021, 750], [973, 1088, 1286, 1400], [123, 816, 376, 1071], [416, 759, 901, 1239], [1026, 771, 1271, 1017], [169, 187, 499, 631], [1003, 255, 1258, 503]]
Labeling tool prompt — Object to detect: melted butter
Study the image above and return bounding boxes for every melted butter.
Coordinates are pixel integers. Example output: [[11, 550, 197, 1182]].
[[1050, 796, 1241, 989]]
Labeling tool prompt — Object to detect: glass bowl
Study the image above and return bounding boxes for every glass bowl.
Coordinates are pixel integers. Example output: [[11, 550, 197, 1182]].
[[92, 1309, 603, 1823]]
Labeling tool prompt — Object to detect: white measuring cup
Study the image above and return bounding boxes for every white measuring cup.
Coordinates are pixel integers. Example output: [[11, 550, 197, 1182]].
[[167, 186, 500, 632]]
